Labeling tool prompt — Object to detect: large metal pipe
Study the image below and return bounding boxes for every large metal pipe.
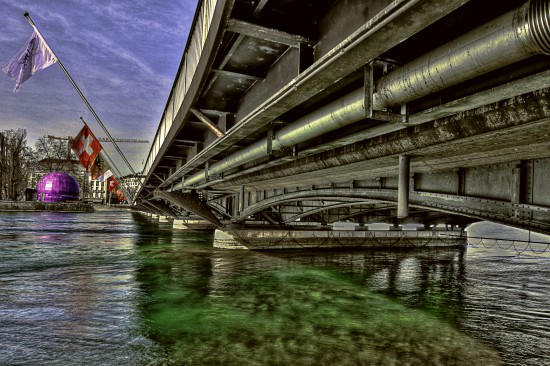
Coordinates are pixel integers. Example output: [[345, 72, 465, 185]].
[[172, 0, 550, 190], [375, 0, 550, 108]]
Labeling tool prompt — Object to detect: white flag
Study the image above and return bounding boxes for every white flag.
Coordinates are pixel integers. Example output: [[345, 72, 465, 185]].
[[2, 30, 57, 91], [101, 170, 114, 182]]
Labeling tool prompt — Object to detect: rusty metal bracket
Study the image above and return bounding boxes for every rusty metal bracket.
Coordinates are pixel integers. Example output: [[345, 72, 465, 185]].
[[364, 62, 408, 123]]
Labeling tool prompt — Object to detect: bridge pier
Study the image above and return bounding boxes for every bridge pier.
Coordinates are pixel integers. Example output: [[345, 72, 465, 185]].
[[397, 155, 410, 218], [173, 219, 218, 231], [213, 227, 466, 250]]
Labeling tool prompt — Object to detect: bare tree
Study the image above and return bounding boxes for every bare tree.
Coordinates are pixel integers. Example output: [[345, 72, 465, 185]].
[[34, 135, 78, 173], [0, 129, 33, 201]]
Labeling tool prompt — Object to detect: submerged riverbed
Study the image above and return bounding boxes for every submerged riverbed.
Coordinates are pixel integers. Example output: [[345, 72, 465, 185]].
[[0, 211, 549, 365]]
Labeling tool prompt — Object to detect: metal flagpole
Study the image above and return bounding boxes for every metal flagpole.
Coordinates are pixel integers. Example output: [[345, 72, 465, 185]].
[[23, 12, 137, 176]]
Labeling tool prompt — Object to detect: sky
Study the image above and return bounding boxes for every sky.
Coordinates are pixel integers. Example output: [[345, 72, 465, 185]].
[[0, 0, 198, 175]]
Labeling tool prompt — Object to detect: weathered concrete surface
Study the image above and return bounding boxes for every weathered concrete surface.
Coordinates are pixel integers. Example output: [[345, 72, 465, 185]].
[[173, 219, 217, 231], [213, 229, 466, 250]]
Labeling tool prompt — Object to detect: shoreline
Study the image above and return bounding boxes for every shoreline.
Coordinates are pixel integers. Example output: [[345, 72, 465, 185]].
[[0, 200, 94, 213]]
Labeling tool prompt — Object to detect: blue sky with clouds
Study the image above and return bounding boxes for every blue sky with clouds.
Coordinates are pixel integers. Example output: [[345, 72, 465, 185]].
[[0, 0, 198, 175]]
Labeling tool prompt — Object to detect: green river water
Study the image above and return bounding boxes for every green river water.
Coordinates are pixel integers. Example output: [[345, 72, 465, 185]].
[[1, 210, 549, 365]]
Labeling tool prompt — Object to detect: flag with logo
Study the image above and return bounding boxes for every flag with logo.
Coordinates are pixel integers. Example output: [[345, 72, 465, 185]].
[[2, 30, 57, 91], [89, 161, 102, 180], [89, 154, 108, 180], [71, 124, 102, 170]]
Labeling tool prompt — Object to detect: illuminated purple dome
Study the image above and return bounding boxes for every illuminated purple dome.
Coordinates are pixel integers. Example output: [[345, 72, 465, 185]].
[[36, 172, 80, 202]]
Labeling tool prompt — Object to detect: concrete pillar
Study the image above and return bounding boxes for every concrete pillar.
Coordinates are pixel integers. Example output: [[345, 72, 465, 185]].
[[173, 219, 186, 229], [511, 166, 521, 204], [397, 155, 410, 218], [457, 168, 466, 196], [239, 185, 245, 214], [213, 227, 465, 250]]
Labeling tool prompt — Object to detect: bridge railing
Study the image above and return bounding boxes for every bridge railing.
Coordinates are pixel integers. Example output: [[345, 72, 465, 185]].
[[141, 0, 218, 189]]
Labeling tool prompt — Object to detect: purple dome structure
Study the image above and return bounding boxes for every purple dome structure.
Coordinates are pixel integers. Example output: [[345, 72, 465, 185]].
[[36, 172, 80, 202]]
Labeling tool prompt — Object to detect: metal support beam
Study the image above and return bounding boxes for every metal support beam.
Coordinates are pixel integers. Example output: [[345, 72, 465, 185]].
[[211, 68, 265, 81], [152, 173, 165, 183], [398, 155, 410, 218], [144, 200, 176, 217], [253, 0, 269, 16], [226, 18, 314, 48], [154, 190, 223, 227], [190, 108, 225, 138]]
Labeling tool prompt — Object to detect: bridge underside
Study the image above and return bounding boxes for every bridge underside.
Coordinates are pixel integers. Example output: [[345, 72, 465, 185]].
[[137, 0, 550, 238]]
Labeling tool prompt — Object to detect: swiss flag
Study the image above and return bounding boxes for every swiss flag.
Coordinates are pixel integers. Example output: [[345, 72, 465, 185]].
[[107, 176, 119, 193], [71, 124, 102, 170]]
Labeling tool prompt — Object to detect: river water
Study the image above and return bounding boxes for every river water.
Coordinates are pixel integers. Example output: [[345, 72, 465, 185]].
[[0, 211, 549, 365]]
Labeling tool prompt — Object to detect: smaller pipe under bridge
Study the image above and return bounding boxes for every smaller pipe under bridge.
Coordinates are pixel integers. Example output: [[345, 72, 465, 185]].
[[158, 153, 550, 235]]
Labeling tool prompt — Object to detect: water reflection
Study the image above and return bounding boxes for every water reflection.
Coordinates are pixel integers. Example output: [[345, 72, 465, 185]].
[[135, 229, 500, 365], [0, 211, 162, 365], [5, 212, 548, 365]]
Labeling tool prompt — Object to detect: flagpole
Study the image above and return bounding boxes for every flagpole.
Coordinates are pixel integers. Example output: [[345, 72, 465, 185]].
[[23, 12, 137, 176]]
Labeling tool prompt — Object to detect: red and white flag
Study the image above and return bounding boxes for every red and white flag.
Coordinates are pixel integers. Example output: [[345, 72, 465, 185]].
[[71, 124, 102, 170], [108, 176, 119, 193]]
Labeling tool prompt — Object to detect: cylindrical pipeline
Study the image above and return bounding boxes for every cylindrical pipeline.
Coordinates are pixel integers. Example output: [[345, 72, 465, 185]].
[[177, 89, 365, 187], [375, 0, 550, 108], [172, 0, 550, 190]]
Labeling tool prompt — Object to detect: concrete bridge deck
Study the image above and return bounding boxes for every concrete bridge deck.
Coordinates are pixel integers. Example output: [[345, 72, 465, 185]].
[[134, 0, 550, 243]]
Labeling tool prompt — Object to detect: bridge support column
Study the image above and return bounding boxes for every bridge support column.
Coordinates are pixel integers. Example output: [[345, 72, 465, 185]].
[[398, 155, 410, 218], [213, 228, 466, 250], [239, 185, 245, 214], [173, 219, 217, 230]]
